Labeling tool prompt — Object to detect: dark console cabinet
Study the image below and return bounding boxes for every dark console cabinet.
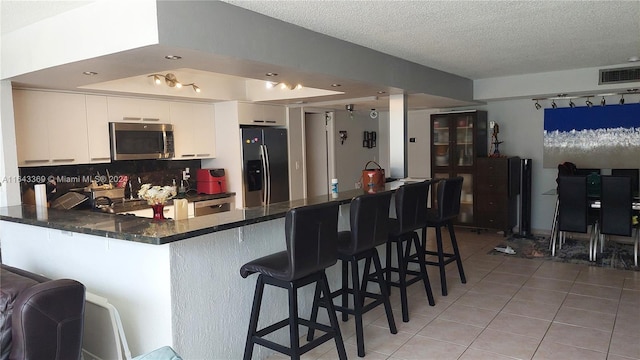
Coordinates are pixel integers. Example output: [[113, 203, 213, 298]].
[[476, 157, 520, 235]]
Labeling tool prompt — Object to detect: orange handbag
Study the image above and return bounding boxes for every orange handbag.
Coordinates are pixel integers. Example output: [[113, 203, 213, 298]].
[[361, 161, 385, 188]]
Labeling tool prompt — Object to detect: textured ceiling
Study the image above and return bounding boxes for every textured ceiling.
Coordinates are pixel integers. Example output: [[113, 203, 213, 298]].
[[3, 0, 639, 81], [2, 0, 639, 110], [222, 0, 640, 80]]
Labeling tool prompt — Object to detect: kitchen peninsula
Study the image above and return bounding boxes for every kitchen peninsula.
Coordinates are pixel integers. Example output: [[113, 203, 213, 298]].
[[0, 182, 404, 359]]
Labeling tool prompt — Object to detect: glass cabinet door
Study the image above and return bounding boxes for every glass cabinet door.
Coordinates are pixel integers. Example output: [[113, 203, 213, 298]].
[[455, 115, 474, 167], [432, 117, 451, 167]]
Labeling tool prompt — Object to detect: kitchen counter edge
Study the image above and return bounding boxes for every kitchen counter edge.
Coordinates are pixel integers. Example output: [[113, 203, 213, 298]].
[[0, 182, 407, 245]]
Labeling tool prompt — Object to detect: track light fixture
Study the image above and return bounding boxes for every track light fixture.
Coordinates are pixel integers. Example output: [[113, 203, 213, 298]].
[[148, 73, 201, 93], [531, 89, 640, 109], [265, 81, 303, 90]]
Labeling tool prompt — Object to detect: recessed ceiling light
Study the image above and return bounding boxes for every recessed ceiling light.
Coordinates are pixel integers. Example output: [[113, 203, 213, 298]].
[[377, 90, 386, 94], [628, 56, 640, 62], [330, 83, 341, 87], [165, 55, 182, 60], [82, 71, 98, 76], [627, 88, 639, 93], [265, 72, 278, 77]]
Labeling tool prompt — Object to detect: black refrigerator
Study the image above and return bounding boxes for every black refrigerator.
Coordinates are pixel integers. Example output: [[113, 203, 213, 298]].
[[241, 127, 290, 207]]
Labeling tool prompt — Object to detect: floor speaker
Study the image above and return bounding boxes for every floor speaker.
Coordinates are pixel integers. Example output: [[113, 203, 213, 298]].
[[519, 158, 533, 237]]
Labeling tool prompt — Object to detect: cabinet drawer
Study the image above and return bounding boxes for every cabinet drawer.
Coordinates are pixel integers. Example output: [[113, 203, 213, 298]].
[[477, 159, 507, 177], [476, 181, 508, 194], [475, 197, 507, 212]]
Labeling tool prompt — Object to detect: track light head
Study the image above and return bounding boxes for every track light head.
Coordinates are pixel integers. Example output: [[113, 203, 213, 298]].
[[148, 73, 200, 93], [619, 95, 625, 105], [586, 98, 593, 107], [534, 100, 541, 110], [265, 81, 303, 90], [569, 99, 576, 108], [551, 100, 557, 109], [600, 97, 606, 106]]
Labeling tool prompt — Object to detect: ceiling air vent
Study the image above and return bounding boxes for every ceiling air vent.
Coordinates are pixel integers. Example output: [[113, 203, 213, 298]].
[[599, 66, 640, 84]]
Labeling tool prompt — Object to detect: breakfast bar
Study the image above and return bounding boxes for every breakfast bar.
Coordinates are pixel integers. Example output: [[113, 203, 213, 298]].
[[0, 183, 403, 359]]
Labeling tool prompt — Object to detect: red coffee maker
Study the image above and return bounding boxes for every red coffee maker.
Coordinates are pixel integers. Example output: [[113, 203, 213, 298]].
[[197, 169, 227, 194]]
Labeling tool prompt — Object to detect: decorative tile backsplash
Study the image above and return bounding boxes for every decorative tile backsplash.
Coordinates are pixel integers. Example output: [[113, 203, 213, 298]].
[[19, 159, 201, 203]]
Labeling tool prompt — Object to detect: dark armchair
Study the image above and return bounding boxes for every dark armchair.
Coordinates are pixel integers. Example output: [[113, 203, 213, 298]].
[[0, 264, 85, 360]]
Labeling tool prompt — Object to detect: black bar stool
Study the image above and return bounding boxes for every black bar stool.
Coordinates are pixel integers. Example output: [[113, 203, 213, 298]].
[[423, 177, 467, 296], [240, 202, 347, 360], [308, 191, 397, 357], [386, 180, 435, 323]]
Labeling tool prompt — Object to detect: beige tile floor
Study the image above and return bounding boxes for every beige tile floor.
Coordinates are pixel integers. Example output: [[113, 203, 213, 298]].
[[267, 228, 640, 360]]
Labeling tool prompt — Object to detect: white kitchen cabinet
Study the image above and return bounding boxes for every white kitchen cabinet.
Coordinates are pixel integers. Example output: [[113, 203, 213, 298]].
[[85, 95, 111, 163], [261, 104, 287, 126], [13, 90, 50, 166], [170, 102, 216, 159], [238, 102, 286, 126], [13, 90, 89, 166], [107, 97, 170, 123]]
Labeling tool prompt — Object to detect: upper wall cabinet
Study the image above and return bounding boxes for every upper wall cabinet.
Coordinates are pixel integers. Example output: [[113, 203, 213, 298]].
[[170, 102, 216, 159], [238, 103, 286, 126], [13, 90, 89, 166], [107, 97, 171, 123], [85, 95, 111, 163]]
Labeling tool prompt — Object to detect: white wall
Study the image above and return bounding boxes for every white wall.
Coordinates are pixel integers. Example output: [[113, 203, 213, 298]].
[[0, 222, 173, 355], [333, 110, 381, 190], [406, 109, 438, 179], [287, 107, 305, 200], [483, 99, 558, 233], [205, 101, 243, 208], [1, 0, 159, 79], [0, 80, 21, 206]]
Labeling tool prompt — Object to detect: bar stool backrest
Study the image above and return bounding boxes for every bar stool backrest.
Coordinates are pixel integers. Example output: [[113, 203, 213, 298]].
[[558, 176, 588, 233], [600, 175, 633, 237], [395, 180, 430, 233], [433, 177, 463, 221], [348, 191, 393, 254], [285, 202, 340, 281]]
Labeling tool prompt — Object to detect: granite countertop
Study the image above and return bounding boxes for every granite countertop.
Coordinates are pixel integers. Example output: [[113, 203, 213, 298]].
[[0, 182, 410, 245]]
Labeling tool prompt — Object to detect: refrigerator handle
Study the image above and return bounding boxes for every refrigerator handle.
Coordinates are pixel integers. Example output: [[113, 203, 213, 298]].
[[263, 144, 271, 204], [259, 145, 267, 205]]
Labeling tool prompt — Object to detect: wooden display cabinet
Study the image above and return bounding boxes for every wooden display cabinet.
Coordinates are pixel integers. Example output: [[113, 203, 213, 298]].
[[430, 110, 488, 227]]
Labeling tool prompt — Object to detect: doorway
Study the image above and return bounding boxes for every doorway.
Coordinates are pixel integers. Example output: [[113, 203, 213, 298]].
[[304, 112, 334, 197]]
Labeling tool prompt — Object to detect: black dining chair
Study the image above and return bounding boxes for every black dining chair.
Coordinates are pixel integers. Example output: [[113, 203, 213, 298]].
[[557, 176, 598, 261], [385, 180, 435, 323], [240, 202, 347, 360], [599, 175, 638, 266], [422, 177, 466, 296], [307, 191, 397, 358], [611, 169, 639, 195]]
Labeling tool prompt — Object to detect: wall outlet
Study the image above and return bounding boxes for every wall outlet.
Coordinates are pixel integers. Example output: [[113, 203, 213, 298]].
[[489, 121, 496, 129]]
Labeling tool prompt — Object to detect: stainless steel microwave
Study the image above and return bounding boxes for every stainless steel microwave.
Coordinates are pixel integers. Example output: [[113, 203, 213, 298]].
[[109, 122, 174, 160]]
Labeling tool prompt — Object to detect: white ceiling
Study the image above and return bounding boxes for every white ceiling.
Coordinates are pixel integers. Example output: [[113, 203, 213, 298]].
[[2, 0, 640, 110], [221, 0, 640, 80]]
